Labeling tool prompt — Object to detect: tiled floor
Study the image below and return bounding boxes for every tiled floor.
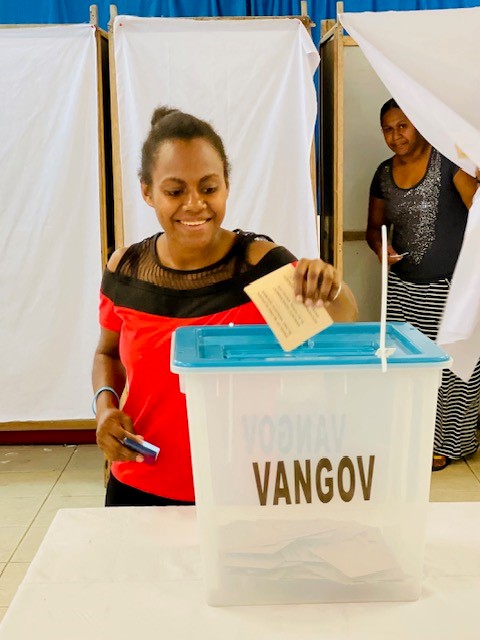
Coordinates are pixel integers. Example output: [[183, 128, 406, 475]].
[[0, 444, 105, 623], [0, 444, 479, 622]]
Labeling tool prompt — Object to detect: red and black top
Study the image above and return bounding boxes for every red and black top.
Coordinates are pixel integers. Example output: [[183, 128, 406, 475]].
[[99, 230, 295, 501]]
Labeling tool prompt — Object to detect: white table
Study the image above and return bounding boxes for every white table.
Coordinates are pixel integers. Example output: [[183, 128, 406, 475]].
[[1, 503, 479, 639]]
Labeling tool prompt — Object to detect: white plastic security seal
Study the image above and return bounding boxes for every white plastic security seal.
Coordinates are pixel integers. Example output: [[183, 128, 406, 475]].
[[375, 224, 396, 372]]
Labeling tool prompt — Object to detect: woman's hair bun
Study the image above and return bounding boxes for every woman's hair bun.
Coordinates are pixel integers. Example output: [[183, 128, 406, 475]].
[[150, 106, 178, 128], [140, 105, 230, 186]]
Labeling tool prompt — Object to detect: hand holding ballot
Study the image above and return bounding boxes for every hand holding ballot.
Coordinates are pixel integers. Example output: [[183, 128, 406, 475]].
[[293, 258, 341, 307], [293, 259, 357, 321], [245, 261, 358, 351]]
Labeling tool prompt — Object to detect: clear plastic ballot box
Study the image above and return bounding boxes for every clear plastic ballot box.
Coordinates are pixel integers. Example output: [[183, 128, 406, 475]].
[[171, 322, 450, 606]]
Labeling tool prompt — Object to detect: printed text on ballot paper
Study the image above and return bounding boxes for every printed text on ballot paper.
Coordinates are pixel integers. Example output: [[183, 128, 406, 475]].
[[244, 263, 333, 352]]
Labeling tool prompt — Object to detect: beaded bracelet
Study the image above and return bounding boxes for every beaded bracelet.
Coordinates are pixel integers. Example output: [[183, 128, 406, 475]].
[[92, 386, 120, 416]]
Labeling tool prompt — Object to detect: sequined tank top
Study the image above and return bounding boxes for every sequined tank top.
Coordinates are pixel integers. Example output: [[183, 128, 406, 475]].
[[370, 148, 468, 282]]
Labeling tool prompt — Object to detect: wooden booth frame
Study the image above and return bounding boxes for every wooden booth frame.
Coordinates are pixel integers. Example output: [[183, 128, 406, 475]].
[[319, 1, 350, 276]]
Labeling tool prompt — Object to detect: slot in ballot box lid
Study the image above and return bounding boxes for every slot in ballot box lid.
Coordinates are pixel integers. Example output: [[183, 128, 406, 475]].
[[171, 322, 451, 370]]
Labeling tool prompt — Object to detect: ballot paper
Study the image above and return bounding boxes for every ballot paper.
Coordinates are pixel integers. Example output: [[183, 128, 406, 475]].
[[244, 263, 333, 351], [219, 519, 404, 584]]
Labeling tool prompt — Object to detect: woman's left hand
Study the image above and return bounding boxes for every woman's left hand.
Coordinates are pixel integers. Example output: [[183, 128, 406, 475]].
[[293, 258, 341, 307]]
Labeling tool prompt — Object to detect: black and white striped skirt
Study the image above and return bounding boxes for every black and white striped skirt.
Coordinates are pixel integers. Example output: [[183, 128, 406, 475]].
[[387, 271, 480, 459]]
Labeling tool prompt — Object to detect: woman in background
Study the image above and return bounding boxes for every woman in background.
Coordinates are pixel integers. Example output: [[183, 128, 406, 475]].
[[367, 98, 479, 471]]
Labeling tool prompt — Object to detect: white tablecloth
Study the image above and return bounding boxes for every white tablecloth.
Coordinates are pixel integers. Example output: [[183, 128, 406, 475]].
[[1, 503, 479, 639]]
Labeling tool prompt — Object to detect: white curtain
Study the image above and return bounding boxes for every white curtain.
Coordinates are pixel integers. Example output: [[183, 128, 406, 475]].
[[0, 25, 102, 420], [113, 17, 320, 259], [339, 8, 480, 381]]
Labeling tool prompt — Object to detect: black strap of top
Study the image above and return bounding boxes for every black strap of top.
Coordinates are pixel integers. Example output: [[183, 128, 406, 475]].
[[231, 229, 274, 276]]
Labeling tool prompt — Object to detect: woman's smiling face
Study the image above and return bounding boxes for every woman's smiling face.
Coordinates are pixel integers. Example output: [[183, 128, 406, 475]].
[[141, 137, 229, 250]]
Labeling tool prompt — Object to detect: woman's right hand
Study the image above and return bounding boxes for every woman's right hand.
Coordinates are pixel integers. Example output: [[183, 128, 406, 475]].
[[96, 407, 145, 463], [376, 244, 406, 265]]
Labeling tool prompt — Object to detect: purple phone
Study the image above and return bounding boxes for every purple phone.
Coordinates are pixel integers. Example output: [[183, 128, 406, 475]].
[[122, 437, 160, 464]]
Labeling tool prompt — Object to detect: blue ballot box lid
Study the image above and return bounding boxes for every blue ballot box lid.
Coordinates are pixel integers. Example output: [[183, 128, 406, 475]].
[[171, 322, 451, 370]]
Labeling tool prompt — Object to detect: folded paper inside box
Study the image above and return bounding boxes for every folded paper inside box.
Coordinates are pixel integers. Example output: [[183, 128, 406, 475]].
[[219, 519, 404, 583]]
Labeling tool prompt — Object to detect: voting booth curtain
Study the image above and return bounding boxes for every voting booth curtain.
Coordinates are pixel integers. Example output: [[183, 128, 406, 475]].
[[112, 16, 320, 259], [0, 25, 102, 421], [339, 7, 480, 380]]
